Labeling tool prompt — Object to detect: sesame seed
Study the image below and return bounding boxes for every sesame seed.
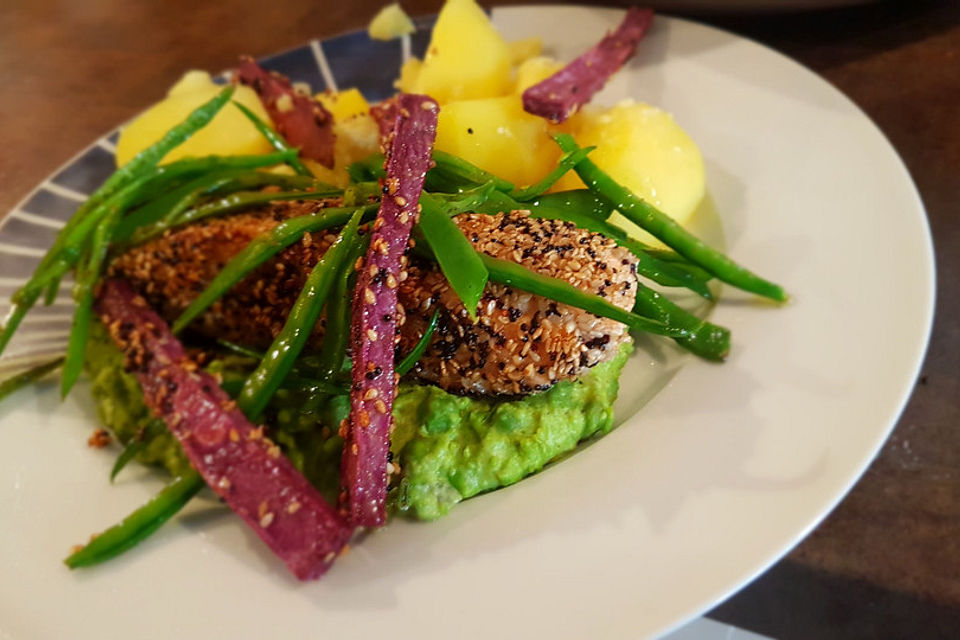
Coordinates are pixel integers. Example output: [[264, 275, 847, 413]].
[[364, 288, 376, 304], [260, 512, 275, 528]]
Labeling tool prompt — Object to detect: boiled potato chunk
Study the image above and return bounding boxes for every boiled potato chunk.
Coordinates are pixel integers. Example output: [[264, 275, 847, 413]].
[[435, 96, 559, 187], [368, 2, 415, 40], [303, 111, 381, 187], [553, 101, 705, 243], [513, 56, 564, 94], [407, 0, 512, 103], [316, 88, 371, 122], [507, 37, 543, 66], [115, 71, 274, 167]]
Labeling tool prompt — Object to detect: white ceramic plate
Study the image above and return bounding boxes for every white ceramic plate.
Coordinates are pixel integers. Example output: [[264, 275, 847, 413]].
[[0, 6, 933, 639]]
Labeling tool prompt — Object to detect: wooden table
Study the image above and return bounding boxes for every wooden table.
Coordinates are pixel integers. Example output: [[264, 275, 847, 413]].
[[1, 1, 957, 637]]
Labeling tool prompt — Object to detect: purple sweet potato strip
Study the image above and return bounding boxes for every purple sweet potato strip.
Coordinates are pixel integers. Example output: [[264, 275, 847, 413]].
[[236, 57, 337, 168], [96, 279, 353, 581], [340, 94, 438, 527], [522, 7, 654, 123]]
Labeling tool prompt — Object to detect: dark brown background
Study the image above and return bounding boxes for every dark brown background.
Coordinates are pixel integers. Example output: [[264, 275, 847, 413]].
[[1, 1, 957, 637]]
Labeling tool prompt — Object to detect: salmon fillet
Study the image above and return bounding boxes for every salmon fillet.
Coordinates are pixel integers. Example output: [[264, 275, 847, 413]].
[[108, 204, 638, 396]]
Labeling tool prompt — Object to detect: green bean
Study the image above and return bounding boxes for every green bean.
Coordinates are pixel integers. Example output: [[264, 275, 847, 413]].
[[61, 205, 124, 397], [480, 254, 687, 338], [110, 418, 166, 482], [115, 170, 319, 243], [172, 204, 374, 334], [633, 283, 730, 360], [0, 356, 64, 404], [14, 151, 299, 327], [215, 339, 264, 360], [314, 239, 368, 383], [347, 154, 385, 183], [432, 181, 500, 216], [33, 88, 237, 304], [417, 193, 488, 318], [431, 150, 514, 193], [215, 340, 350, 396], [64, 470, 205, 569], [476, 190, 714, 300], [232, 101, 312, 177], [396, 310, 439, 376], [237, 211, 363, 420], [131, 187, 343, 244], [554, 134, 788, 302], [510, 147, 595, 201]]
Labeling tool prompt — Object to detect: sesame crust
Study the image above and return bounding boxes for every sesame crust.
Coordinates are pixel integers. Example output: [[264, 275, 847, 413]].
[[399, 211, 638, 395], [109, 206, 638, 396]]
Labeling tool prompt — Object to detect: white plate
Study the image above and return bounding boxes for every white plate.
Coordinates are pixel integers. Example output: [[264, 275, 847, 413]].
[[0, 6, 934, 639]]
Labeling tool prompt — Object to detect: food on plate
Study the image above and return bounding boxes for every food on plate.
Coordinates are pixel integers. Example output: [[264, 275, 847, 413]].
[[0, 0, 786, 580], [115, 71, 274, 167]]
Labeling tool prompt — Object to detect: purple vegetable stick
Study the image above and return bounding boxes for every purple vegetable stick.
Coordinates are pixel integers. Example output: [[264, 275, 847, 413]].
[[96, 278, 353, 581], [340, 94, 438, 527], [522, 7, 654, 123]]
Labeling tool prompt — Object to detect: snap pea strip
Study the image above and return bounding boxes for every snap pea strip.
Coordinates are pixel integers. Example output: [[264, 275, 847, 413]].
[[417, 193, 488, 318], [554, 133, 788, 302]]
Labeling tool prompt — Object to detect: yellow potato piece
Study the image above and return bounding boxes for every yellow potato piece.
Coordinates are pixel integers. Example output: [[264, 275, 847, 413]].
[[507, 37, 543, 66], [410, 0, 512, 103], [115, 71, 274, 167], [304, 113, 381, 187], [396, 57, 422, 93], [316, 88, 371, 122], [368, 2, 415, 40], [435, 96, 559, 188], [513, 56, 564, 94], [553, 101, 705, 244]]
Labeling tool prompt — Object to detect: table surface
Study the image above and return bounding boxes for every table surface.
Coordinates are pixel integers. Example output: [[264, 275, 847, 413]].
[[1, 1, 957, 638]]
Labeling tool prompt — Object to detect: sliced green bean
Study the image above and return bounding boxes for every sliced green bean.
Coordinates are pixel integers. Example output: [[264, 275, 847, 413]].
[[554, 134, 788, 302], [172, 204, 374, 334], [510, 146, 595, 201], [480, 254, 687, 338], [237, 211, 363, 420], [232, 101, 312, 176], [396, 310, 439, 376], [64, 471, 205, 569], [417, 193, 488, 318], [0, 357, 64, 404]]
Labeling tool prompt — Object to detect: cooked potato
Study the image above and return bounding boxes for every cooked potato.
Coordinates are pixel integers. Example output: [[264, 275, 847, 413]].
[[367, 2, 415, 40], [316, 88, 371, 122], [304, 108, 381, 187], [435, 96, 559, 187], [507, 37, 543, 66], [553, 101, 705, 243], [404, 0, 512, 103], [513, 56, 564, 94], [115, 71, 274, 167]]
